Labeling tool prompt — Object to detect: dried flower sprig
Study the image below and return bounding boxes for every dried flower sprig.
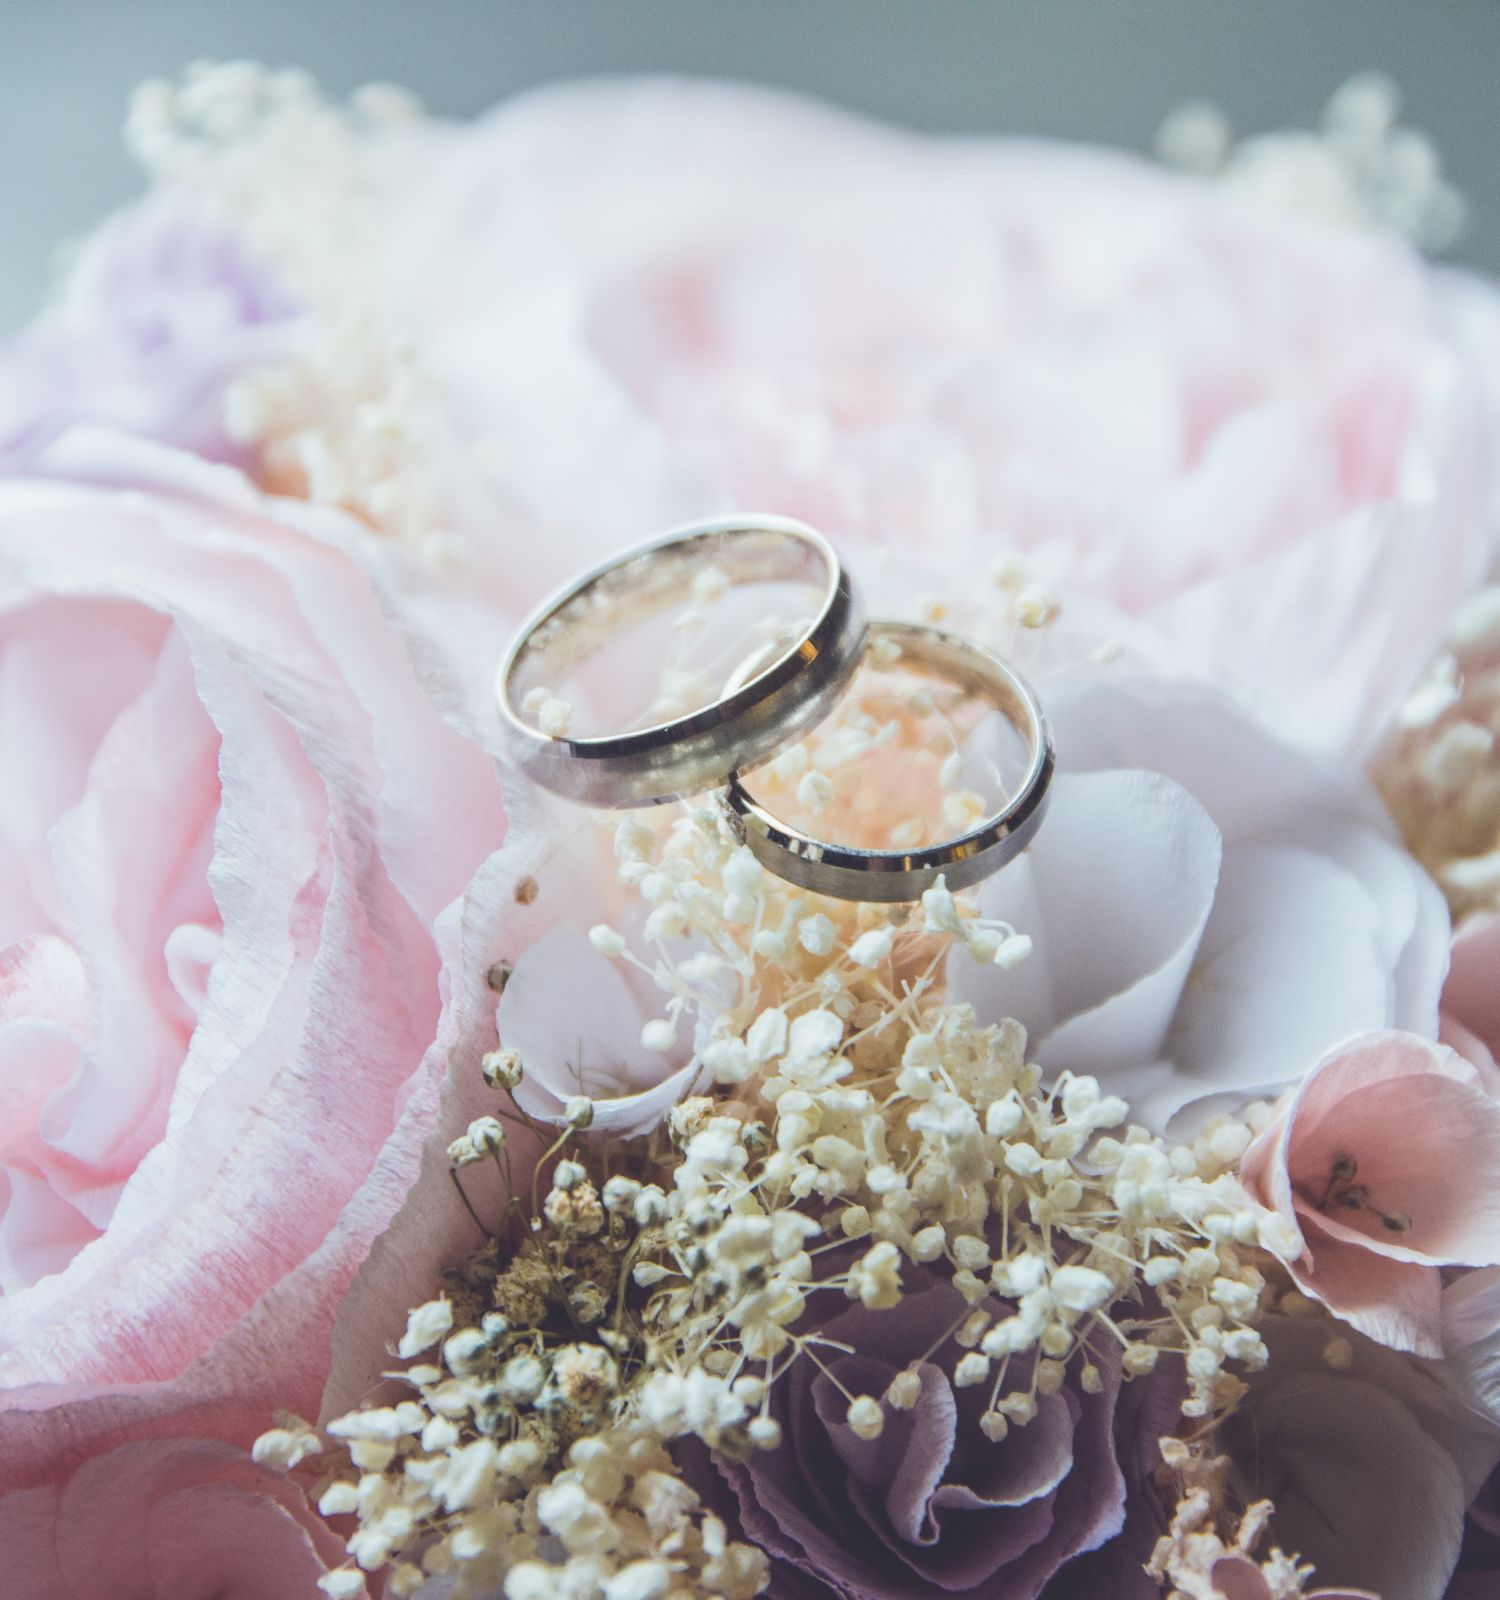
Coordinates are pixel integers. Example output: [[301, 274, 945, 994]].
[[269, 748, 1304, 1595], [126, 62, 447, 545], [1375, 586, 1500, 917], [1157, 71, 1466, 254]]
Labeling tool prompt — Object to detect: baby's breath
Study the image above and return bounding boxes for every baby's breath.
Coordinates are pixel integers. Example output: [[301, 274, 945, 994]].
[[279, 752, 1297, 1595]]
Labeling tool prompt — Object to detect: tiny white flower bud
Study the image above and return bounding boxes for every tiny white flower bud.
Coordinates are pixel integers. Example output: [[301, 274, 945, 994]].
[[985, 1095, 1024, 1138], [954, 1352, 990, 1387], [603, 1560, 672, 1600], [847, 927, 895, 968], [481, 1048, 523, 1089], [602, 1175, 642, 1214], [319, 1572, 368, 1600], [553, 1159, 587, 1190], [467, 1116, 504, 1154], [564, 1095, 594, 1129], [748, 1415, 783, 1449], [846, 1395, 885, 1440], [1013, 586, 1055, 628], [1050, 1264, 1114, 1314], [318, 1481, 359, 1517], [588, 923, 627, 957], [641, 1017, 678, 1053], [797, 770, 834, 814], [991, 932, 1033, 968], [911, 1224, 947, 1263], [886, 1369, 924, 1410], [396, 1298, 453, 1359], [1123, 1343, 1161, 1376], [443, 1328, 489, 1375], [798, 913, 837, 956]]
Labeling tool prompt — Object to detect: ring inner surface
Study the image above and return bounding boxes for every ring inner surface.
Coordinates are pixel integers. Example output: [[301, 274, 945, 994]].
[[506, 527, 831, 745], [735, 625, 1039, 858]]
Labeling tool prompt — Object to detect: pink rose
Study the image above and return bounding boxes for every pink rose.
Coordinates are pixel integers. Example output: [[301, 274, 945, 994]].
[[352, 80, 1500, 752], [0, 1439, 350, 1599], [0, 433, 514, 1488], [1241, 1032, 1500, 1355]]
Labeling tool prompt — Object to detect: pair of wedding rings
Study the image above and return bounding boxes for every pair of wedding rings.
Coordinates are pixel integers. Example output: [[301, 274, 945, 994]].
[[495, 515, 1053, 902]]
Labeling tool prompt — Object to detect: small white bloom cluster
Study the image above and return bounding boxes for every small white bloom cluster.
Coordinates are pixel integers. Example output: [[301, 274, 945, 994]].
[[272, 770, 1294, 1595], [265, 633, 1320, 1600], [1376, 586, 1500, 916], [1157, 71, 1466, 253], [128, 62, 446, 547]]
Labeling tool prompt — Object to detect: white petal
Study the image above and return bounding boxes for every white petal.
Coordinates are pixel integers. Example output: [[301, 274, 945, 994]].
[[951, 769, 1221, 1078], [500, 925, 674, 1118], [1151, 844, 1389, 1131]]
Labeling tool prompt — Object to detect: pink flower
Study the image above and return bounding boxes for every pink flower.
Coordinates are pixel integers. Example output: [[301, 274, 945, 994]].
[[1240, 1032, 1500, 1354], [0, 433, 515, 1488], [361, 80, 1500, 753], [1441, 913, 1500, 1080], [0, 1438, 351, 1599]]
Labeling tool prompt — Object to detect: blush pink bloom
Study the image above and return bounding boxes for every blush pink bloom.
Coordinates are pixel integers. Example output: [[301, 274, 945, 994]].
[[1441, 913, 1500, 1080], [1241, 1032, 1500, 1355], [0, 431, 516, 1489], [0, 1438, 351, 1599], [348, 80, 1500, 754]]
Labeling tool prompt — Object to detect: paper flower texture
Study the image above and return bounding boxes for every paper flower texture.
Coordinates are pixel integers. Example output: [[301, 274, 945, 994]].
[[2, 59, 1499, 1600]]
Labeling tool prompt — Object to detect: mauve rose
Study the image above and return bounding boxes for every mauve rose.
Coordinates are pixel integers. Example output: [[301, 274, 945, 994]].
[[691, 1273, 1125, 1600], [0, 195, 298, 475], [348, 80, 1500, 754], [0, 432, 521, 1490], [0, 1438, 351, 1599], [1222, 1316, 1500, 1600]]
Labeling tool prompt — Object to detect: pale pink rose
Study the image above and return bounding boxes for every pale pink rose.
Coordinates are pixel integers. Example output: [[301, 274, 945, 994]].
[[1440, 913, 1500, 1080], [352, 80, 1500, 753], [0, 431, 515, 1488], [1241, 1032, 1500, 1355], [0, 1438, 351, 1599]]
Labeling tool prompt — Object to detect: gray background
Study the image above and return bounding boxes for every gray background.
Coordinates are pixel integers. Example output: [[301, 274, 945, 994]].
[[4, 0, 1498, 332]]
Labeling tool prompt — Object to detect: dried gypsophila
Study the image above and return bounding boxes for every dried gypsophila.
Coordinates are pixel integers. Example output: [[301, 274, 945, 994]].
[[264, 621, 1306, 1597], [276, 802, 1297, 1597], [127, 62, 451, 549], [1374, 586, 1500, 918]]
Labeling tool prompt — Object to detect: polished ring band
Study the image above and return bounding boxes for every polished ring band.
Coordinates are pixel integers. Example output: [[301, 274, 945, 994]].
[[722, 621, 1054, 901], [496, 515, 865, 808]]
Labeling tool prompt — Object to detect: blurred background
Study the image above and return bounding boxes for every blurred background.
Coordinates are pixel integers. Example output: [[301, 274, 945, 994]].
[[5, 0, 1498, 332]]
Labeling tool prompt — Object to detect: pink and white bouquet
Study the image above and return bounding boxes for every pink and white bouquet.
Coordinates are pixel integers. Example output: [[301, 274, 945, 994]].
[[3, 62, 1500, 1600]]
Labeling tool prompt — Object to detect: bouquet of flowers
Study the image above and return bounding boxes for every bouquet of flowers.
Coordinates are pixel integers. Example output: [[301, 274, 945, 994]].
[[2, 62, 1499, 1600]]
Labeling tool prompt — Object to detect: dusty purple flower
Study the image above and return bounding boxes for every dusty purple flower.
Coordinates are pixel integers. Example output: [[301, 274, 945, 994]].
[[0, 193, 299, 474], [690, 1273, 1127, 1600], [1040, 1357, 1186, 1598]]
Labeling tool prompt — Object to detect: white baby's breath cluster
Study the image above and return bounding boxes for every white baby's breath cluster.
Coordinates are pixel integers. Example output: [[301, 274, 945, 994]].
[[1376, 586, 1500, 916], [127, 62, 445, 545], [1157, 71, 1466, 253], [271, 704, 1297, 1594]]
